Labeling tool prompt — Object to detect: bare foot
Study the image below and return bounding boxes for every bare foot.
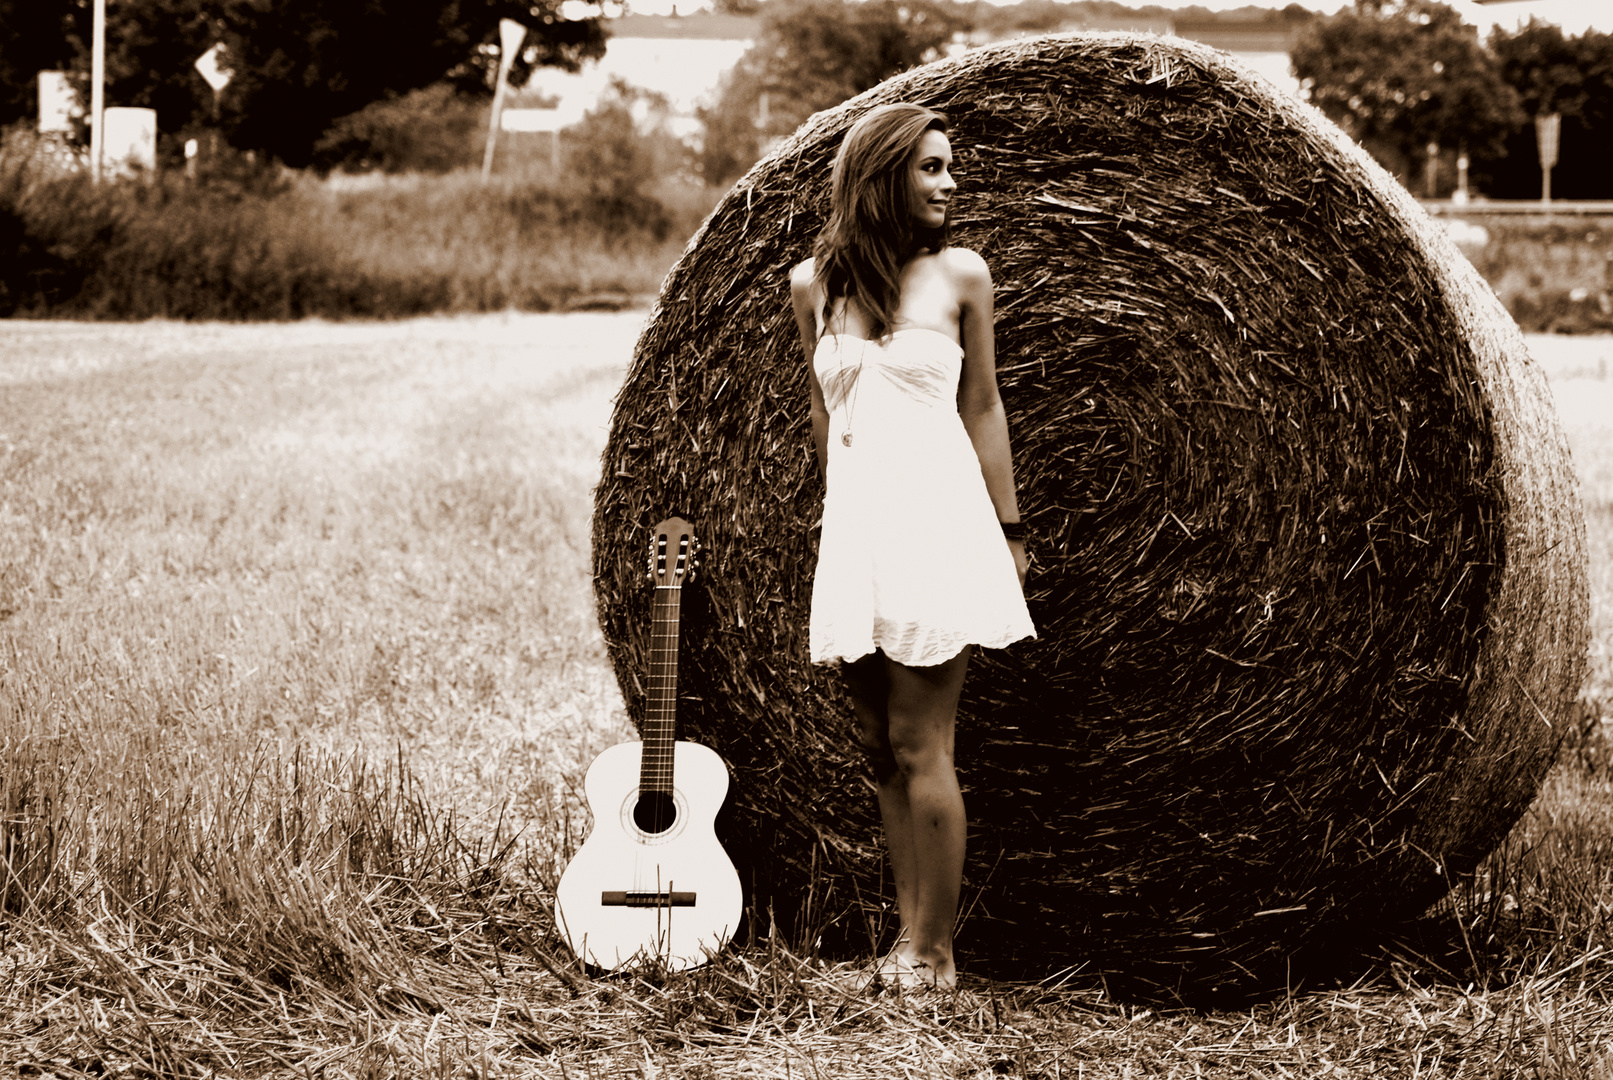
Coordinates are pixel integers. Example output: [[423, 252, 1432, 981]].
[[872, 951, 957, 990]]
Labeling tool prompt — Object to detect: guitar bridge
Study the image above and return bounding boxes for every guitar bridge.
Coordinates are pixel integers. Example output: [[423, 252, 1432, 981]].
[[601, 890, 697, 908]]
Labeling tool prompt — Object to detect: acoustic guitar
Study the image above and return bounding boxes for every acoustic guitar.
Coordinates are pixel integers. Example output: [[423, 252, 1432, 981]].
[[554, 516, 743, 971]]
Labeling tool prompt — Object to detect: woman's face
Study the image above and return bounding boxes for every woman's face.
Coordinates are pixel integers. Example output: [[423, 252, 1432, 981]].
[[907, 128, 954, 229]]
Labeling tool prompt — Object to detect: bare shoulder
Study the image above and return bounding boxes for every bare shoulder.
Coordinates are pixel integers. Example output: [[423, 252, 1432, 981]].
[[789, 257, 818, 297], [941, 247, 992, 311], [940, 246, 991, 284], [789, 258, 821, 334]]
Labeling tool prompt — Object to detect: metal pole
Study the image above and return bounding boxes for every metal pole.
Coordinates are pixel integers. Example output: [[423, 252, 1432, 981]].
[[481, 19, 526, 182], [91, 0, 106, 183], [481, 73, 511, 180]]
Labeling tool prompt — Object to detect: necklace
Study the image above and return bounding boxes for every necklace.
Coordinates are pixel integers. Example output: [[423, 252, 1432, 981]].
[[822, 299, 866, 447], [835, 338, 863, 447]]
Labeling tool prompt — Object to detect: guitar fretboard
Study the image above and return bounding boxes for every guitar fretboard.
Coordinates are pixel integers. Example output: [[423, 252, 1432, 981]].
[[640, 583, 681, 795]]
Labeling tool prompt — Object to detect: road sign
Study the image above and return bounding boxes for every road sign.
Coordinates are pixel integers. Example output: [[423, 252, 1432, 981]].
[[103, 107, 157, 178], [1535, 112, 1561, 169], [195, 43, 232, 93], [482, 19, 529, 180], [499, 17, 526, 59], [1535, 112, 1561, 202], [37, 71, 75, 133]]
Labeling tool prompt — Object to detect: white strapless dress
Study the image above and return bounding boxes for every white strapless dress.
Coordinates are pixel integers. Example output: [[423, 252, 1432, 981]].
[[810, 328, 1035, 667]]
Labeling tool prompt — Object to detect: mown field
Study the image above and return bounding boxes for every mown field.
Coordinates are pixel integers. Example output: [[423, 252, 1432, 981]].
[[0, 315, 1611, 1078]]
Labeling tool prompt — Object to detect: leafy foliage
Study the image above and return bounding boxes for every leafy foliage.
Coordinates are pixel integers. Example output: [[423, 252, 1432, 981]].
[[1478, 21, 1613, 199], [313, 83, 488, 175], [561, 78, 688, 235], [0, 1, 78, 130], [1292, 0, 1522, 184], [697, 0, 967, 185], [36, 0, 608, 169], [0, 128, 81, 315]]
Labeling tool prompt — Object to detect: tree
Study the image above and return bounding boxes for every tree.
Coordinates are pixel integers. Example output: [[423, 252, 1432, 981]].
[[1291, 0, 1522, 190], [1478, 21, 1613, 199], [34, 0, 608, 169], [0, 1, 78, 129], [561, 78, 688, 232], [697, 0, 966, 185], [312, 83, 488, 175]]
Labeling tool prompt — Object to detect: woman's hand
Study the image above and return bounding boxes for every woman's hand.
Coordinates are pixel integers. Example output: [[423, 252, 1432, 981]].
[[1008, 538, 1027, 588]]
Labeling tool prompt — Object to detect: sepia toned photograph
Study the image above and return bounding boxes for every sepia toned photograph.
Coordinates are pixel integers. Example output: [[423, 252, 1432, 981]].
[[2, 0, 1611, 1074]]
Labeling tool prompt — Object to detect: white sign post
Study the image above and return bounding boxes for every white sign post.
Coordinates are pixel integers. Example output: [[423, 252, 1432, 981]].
[[103, 106, 157, 178], [195, 43, 232, 97], [194, 43, 233, 167], [37, 71, 76, 134], [1535, 112, 1561, 204], [482, 19, 528, 181]]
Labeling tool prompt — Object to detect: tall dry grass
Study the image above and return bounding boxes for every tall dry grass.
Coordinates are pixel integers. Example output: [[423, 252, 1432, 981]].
[[1, 316, 1611, 1076], [0, 125, 717, 320]]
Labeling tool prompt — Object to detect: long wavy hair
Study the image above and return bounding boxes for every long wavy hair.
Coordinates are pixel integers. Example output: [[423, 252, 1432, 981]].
[[812, 103, 950, 341]]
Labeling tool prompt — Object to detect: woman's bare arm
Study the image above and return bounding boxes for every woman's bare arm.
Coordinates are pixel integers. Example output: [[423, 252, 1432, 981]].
[[790, 259, 831, 481], [951, 249, 1027, 585]]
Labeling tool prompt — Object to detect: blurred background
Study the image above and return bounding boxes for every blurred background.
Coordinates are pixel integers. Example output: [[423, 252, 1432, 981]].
[[1, 0, 1609, 329]]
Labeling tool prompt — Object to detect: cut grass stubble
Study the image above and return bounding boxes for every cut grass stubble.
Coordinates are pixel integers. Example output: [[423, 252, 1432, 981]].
[[1, 317, 1612, 1076]]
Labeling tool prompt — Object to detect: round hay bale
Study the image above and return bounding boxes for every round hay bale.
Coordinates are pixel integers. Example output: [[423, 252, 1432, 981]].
[[590, 33, 1589, 999]]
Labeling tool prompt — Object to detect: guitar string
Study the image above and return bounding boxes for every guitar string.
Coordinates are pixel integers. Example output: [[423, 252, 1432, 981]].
[[640, 577, 681, 897]]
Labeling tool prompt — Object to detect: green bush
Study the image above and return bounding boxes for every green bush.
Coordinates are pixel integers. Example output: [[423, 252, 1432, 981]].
[[0, 129, 84, 315], [0, 185, 77, 317], [314, 83, 488, 175], [0, 118, 719, 320], [555, 78, 692, 240]]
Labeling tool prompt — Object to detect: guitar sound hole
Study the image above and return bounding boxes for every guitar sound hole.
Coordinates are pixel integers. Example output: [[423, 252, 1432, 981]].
[[633, 791, 678, 835]]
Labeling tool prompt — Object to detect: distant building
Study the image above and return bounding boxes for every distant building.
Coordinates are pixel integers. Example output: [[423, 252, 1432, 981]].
[[506, 9, 1301, 143], [507, 11, 757, 139]]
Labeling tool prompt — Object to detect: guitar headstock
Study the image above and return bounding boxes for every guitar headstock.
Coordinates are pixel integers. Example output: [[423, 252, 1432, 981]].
[[646, 516, 700, 587]]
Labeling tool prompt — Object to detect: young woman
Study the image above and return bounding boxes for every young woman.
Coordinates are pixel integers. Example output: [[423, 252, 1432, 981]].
[[789, 103, 1034, 989]]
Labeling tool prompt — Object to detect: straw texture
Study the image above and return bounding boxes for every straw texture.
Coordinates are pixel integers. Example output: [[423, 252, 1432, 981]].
[[590, 33, 1590, 1000]]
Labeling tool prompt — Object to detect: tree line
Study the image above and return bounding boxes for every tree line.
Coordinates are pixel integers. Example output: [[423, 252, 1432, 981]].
[[0, 0, 608, 169], [1291, 0, 1613, 200], [700, 0, 1611, 199], [1, 0, 1609, 198]]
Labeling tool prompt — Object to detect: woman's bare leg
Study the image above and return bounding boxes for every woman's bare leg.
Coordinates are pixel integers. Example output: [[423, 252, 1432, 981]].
[[882, 647, 969, 986], [842, 655, 919, 950], [844, 647, 971, 988]]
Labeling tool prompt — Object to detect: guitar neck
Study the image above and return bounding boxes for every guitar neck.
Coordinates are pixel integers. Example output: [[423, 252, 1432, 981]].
[[641, 582, 682, 795]]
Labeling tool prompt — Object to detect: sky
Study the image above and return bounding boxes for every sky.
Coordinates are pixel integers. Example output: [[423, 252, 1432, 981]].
[[629, 0, 1611, 36]]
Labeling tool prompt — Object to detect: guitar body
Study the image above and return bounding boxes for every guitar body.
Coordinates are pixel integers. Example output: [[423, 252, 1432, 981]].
[[555, 739, 743, 972]]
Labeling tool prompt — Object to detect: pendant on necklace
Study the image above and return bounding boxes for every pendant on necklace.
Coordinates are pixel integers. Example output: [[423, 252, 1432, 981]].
[[842, 432, 853, 447]]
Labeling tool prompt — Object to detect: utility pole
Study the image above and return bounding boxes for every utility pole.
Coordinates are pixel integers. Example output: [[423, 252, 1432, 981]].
[[91, 0, 106, 182]]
